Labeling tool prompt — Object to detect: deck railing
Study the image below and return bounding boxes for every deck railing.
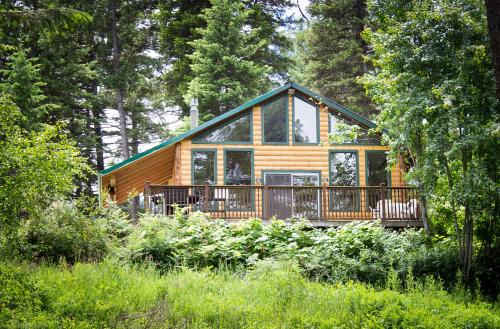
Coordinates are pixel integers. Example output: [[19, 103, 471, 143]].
[[144, 182, 421, 223]]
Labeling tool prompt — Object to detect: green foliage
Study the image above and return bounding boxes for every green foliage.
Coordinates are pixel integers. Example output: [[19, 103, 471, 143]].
[[4, 199, 131, 263], [0, 50, 55, 128], [297, 0, 376, 117], [0, 6, 92, 35], [0, 260, 498, 328], [185, 0, 272, 117], [128, 212, 460, 286], [0, 262, 58, 327], [0, 100, 89, 230], [363, 0, 499, 288], [159, 0, 293, 116], [13, 201, 109, 263]]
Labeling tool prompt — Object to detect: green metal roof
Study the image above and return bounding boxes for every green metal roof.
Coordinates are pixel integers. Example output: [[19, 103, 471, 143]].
[[100, 82, 376, 176]]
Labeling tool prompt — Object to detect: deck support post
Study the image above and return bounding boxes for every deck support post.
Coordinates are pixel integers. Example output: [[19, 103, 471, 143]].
[[263, 185, 269, 220], [322, 183, 328, 221], [144, 181, 151, 213], [203, 181, 210, 212], [380, 183, 386, 220]]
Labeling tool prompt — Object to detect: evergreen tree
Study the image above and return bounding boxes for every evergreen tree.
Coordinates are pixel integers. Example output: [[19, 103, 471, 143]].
[[185, 0, 272, 117], [0, 50, 54, 129], [299, 0, 376, 117], [159, 0, 294, 116]]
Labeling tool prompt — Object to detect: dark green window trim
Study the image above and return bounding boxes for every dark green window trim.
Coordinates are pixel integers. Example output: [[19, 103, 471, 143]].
[[191, 148, 217, 185], [328, 150, 360, 212], [328, 112, 382, 146], [261, 170, 322, 218], [292, 95, 320, 145], [192, 111, 253, 144], [223, 148, 255, 211], [261, 94, 289, 145]]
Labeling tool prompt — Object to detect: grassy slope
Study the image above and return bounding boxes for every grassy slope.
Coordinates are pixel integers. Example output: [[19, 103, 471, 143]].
[[2, 260, 499, 328]]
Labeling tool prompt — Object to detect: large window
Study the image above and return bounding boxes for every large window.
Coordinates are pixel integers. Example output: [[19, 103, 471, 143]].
[[262, 96, 287, 144], [329, 151, 359, 210], [329, 114, 380, 144], [293, 96, 318, 144], [192, 150, 216, 184], [224, 150, 253, 210], [193, 113, 252, 143]]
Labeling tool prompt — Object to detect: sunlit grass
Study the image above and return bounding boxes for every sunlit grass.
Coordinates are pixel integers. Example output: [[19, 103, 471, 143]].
[[2, 259, 498, 328]]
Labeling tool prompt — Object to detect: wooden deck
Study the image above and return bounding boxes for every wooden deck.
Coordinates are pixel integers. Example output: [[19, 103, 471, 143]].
[[144, 183, 422, 227]]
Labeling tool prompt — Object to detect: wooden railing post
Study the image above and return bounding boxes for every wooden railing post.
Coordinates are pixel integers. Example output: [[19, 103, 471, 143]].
[[144, 181, 151, 213], [322, 182, 327, 221], [203, 181, 210, 212], [263, 185, 269, 220], [380, 183, 386, 220]]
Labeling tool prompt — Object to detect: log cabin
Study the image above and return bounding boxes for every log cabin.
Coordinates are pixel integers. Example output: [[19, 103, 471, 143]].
[[99, 82, 422, 227]]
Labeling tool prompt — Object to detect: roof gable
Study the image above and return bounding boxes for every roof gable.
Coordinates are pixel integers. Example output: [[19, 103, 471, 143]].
[[101, 82, 376, 175]]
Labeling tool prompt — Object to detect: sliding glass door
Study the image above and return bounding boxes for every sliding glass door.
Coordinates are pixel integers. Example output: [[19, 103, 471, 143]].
[[264, 172, 320, 219]]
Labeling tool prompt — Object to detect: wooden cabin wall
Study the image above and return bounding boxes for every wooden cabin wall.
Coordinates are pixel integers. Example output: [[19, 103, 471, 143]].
[[180, 93, 403, 186], [101, 145, 175, 204]]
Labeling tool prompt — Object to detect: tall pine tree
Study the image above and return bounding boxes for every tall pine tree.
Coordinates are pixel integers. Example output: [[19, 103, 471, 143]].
[[185, 0, 272, 117], [159, 0, 294, 116], [299, 0, 376, 117]]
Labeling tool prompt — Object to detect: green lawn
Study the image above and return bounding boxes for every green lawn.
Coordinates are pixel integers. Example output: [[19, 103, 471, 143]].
[[1, 260, 499, 328]]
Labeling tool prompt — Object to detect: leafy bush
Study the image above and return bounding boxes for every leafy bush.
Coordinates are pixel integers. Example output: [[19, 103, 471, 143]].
[[1, 260, 498, 328], [128, 211, 461, 286], [13, 201, 109, 263], [7, 200, 130, 263], [0, 99, 89, 230], [0, 262, 56, 327]]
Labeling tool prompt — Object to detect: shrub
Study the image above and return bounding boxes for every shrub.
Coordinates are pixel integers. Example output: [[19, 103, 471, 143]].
[[0, 262, 56, 327], [13, 201, 110, 263], [128, 212, 461, 286]]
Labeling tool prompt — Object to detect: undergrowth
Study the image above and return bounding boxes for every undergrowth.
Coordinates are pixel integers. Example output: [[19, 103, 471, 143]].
[[0, 259, 498, 328]]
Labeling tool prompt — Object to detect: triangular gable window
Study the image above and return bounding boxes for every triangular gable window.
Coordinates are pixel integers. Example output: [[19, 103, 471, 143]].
[[193, 112, 252, 144], [329, 113, 381, 145]]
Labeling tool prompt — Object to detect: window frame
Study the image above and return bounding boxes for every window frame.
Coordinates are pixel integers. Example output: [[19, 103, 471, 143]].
[[191, 148, 217, 185], [292, 95, 320, 145], [192, 111, 253, 144], [364, 150, 392, 211], [261, 94, 289, 145], [364, 150, 392, 187], [223, 148, 255, 211], [328, 150, 360, 211]]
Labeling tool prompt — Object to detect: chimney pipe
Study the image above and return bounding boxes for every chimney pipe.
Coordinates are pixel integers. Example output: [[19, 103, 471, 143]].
[[190, 98, 199, 129]]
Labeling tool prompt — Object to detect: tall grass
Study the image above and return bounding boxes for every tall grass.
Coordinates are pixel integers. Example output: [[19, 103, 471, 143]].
[[1, 259, 498, 328]]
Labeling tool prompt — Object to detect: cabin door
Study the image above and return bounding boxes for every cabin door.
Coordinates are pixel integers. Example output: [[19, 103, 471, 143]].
[[264, 173, 320, 219]]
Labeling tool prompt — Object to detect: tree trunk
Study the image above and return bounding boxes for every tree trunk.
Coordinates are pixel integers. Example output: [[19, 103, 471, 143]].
[[444, 157, 464, 264], [414, 130, 431, 235], [461, 143, 473, 283], [92, 107, 105, 172], [353, 0, 370, 74], [110, 0, 129, 160], [129, 113, 140, 223], [485, 0, 500, 102]]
